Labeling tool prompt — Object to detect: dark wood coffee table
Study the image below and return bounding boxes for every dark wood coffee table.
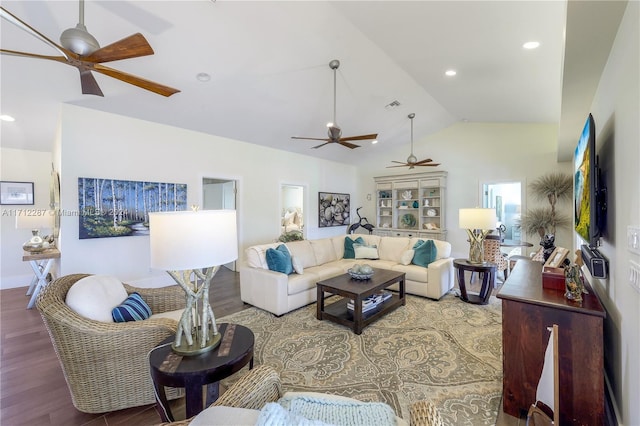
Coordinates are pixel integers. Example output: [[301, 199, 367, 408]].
[[148, 323, 254, 422], [316, 268, 405, 334]]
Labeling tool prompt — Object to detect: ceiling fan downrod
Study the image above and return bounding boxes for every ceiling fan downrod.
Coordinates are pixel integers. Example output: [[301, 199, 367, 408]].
[[407, 113, 417, 164]]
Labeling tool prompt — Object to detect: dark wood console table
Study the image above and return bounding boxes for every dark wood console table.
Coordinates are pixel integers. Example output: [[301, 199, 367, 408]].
[[496, 260, 606, 424]]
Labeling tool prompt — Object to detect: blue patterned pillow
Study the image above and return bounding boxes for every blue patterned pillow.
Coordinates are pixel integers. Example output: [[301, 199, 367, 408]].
[[112, 292, 152, 322], [343, 236, 365, 259], [266, 244, 294, 274], [412, 239, 437, 267]]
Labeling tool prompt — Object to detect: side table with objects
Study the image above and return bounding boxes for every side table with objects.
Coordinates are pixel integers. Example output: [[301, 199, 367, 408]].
[[23, 248, 60, 309], [453, 258, 497, 305], [149, 323, 255, 422]]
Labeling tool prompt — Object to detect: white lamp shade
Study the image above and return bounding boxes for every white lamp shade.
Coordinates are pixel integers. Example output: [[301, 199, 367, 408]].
[[15, 211, 54, 230], [150, 210, 238, 271], [459, 208, 497, 230]]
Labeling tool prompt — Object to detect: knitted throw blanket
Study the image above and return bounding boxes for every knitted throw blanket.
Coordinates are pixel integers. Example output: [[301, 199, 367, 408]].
[[256, 394, 397, 426]]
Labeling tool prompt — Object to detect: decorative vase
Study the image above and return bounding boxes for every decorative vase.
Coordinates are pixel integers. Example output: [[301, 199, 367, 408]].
[[22, 230, 47, 253], [412, 201, 419, 208]]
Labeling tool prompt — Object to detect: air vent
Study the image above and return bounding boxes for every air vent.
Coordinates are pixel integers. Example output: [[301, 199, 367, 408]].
[[385, 100, 401, 110]]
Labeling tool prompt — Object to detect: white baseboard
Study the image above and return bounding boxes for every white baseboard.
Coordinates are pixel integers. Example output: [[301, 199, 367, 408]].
[[0, 274, 32, 290]]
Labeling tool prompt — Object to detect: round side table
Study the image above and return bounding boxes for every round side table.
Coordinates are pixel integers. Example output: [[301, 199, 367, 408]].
[[453, 258, 498, 305], [149, 323, 254, 422]]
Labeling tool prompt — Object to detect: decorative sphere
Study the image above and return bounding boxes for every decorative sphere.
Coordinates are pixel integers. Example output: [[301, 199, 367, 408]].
[[360, 265, 373, 275], [351, 264, 362, 273]]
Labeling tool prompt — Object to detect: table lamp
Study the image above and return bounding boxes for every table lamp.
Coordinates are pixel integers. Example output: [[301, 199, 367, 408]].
[[459, 208, 497, 264], [150, 209, 238, 356], [16, 211, 55, 252]]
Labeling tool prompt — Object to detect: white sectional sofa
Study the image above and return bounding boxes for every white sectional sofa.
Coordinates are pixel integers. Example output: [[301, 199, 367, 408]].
[[239, 234, 454, 316]]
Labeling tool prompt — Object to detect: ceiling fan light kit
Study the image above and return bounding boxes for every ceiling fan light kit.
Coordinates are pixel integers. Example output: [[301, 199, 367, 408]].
[[291, 59, 378, 149], [387, 113, 440, 169], [0, 0, 180, 97]]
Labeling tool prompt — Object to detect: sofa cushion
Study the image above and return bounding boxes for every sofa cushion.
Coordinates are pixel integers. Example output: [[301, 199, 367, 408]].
[[343, 236, 365, 259], [410, 238, 451, 259], [412, 239, 437, 267], [331, 236, 347, 259], [378, 236, 411, 262], [111, 292, 152, 322], [292, 256, 304, 274], [353, 243, 379, 259], [65, 275, 128, 322], [286, 240, 317, 268], [266, 244, 294, 274], [310, 239, 337, 265], [392, 263, 430, 282], [400, 249, 415, 265], [288, 272, 321, 295], [246, 242, 280, 269]]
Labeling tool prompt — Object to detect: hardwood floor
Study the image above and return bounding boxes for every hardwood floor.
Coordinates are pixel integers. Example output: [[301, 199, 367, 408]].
[[0, 267, 248, 426], [1, 267, 521, 425]]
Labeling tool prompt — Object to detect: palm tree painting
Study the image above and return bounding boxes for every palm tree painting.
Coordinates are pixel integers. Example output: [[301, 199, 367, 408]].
[[78, 178, 187, 239]]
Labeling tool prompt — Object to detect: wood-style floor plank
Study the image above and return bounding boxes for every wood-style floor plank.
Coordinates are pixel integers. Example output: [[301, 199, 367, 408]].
[[0, 267, 246, 426]]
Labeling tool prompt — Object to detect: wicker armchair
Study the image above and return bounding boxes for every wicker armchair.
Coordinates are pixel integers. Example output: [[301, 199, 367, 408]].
[[36, 273, 186, 413], [158, 365, 443, 426]]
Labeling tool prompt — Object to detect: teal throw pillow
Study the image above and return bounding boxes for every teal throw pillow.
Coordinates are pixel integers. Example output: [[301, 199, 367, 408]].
[[112, 292, 152, 322], [266, 244, 294, 274], [343, 236, 365, 259], [412, 239, 437, 267]]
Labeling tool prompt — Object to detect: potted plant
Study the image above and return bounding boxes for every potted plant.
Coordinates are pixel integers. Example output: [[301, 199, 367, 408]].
[[517, 172, 572, 261]]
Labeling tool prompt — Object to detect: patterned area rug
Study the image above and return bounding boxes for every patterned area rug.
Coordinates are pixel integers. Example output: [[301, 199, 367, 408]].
[[218, 293, 503, 425]]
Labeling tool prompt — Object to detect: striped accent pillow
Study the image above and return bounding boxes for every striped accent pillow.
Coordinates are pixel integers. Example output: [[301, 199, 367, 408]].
[[112, 292, 152, 322]]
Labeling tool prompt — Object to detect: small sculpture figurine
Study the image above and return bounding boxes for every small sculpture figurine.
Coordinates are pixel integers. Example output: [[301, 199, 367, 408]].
[[564, 263, 587, 302], [541, 234, 556, 262]]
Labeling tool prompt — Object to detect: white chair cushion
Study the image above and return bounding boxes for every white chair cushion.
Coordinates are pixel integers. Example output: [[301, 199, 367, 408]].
[[149, 309, 184, 322], [189, 405, 260, 426], [65, 275, 128, 322]]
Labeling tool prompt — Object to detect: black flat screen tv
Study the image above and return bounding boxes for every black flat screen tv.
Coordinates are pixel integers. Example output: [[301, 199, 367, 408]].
[[573, 113, 601, 248]]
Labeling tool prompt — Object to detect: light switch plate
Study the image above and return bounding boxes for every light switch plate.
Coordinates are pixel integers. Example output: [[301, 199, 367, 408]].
[[630, 260, 640, 294], [627, 226, 640, 255]]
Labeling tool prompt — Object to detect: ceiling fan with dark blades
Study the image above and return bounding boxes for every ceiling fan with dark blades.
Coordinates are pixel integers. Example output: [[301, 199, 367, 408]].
[[387, 113, 440, 169], [291, 59, 377, 149], [0, 1, 180, 97]]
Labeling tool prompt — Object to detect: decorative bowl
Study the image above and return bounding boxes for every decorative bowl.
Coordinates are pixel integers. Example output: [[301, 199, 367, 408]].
[[348, 269, 374, 280]]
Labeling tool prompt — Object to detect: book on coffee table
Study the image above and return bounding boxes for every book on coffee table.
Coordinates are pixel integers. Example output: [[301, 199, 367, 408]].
[[347, 291, 392, 312]]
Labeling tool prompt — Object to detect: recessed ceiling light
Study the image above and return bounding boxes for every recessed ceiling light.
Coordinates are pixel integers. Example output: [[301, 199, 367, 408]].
[[523, 41, 540, 49], [371, 139, 378, 145], [196, 72, 211, 82], [0, 115, 15, 122], [445, 70, 457, 77]]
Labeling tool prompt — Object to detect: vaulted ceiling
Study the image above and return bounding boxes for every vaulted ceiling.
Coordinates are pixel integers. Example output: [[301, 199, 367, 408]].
[[0, 1, 627, 164]]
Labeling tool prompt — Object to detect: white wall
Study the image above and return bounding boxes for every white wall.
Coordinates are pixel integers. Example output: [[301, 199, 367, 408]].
[[57, 105, 357, 286], [354, 122, 572, 259], [586, 2, 639, 424], [0, 148, 53, 288]]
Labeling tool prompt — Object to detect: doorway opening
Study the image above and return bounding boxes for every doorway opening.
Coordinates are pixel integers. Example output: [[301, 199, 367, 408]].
[[280, 184, 305, 238], [481, 181, 523, 240], [203, 178, 237, 271]]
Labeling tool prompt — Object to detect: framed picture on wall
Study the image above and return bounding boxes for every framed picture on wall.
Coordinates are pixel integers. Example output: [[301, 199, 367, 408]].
[[0, 181, 34, 205], [78, 177, 188, 239], [318, 192, 350, 227]]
